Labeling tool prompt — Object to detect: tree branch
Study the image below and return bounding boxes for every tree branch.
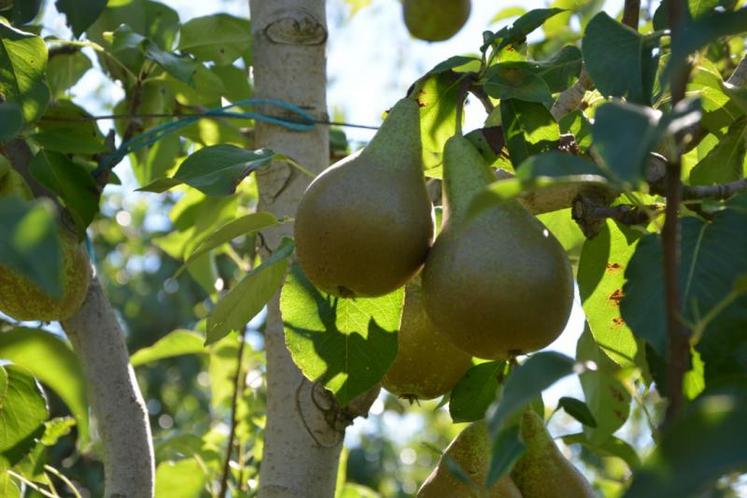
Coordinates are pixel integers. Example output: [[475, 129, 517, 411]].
[[682, 177, 747, 200], [550, 69, 593, 121], [663, 0, 690, 426], [62, 278, 154, 497], [622, 0, 641, 29]]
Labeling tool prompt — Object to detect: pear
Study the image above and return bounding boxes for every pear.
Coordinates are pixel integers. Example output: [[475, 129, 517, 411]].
[[0, 169, 91, 322], [422, 136, 573, 359], [382, 276, 472, 400], [294, 97, 433, 297], [403, 0, 471, 42], [418, 420, 523, 498], [511, 410, 596, 498]]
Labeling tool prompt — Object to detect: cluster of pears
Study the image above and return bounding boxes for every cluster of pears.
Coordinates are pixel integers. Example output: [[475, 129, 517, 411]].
[[418, 411, 596, 497], [294, 96, 573, 400], [402, 0, 472, 42], [0, 160, 91, 322]]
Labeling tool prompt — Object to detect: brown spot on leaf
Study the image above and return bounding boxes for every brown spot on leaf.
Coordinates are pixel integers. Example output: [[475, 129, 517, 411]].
[[606, 262, 623, 273], [609, 289, 624, 306], [612, 317, 625, 327]]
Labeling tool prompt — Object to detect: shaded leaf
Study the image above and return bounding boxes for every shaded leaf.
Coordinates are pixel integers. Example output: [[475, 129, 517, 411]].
[[0, 328, 88, 444], [178, 14, 251, 66], [32, 100, 107, 154], [0, 365, 48, 468], [500, 99, 560, 168], [449, 361, 503, 423], [558, 397, 597, 427], [130, 329, 206, 367], [0, 102, 23, 142], [282, 264, 403, 406], [206, 238, 293, 345], [55, 0, 107, 38], [46, 50, 92, 97], [562, 432, 641, 469]]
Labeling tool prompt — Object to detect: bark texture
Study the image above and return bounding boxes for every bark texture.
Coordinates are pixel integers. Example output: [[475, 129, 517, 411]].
[[249, 2, 345, 497], [62, 277, 154, 498]]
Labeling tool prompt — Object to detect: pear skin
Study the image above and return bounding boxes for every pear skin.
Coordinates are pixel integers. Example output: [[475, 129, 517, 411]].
[[0, 232, 91, 321], [511, 411, 596, 498], [294, 98, 433, 297], [422, 136, 573, 359], [403, 0, 471, 42], [418, 421, 523, 498], [382, 276, 472, 400]]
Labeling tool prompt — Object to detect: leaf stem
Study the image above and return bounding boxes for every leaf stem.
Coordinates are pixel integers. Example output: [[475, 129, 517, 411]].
[[218, 330, 248, 498]]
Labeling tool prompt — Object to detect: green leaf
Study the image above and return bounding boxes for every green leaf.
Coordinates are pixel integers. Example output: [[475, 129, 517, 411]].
[[467, 152, 609, 219], [558, 397, 597, 428], [130, 329, 206, 367], [579, 369, 631, 444], [211, 64, 253, 103], [0, 328, 88, 444], [55, 0, 108, 38], [562, 432, 641, 470], [5, 0, 42, 25], [488, 352, 575, 433], [559, 110, 592, 151], [689, 119, 746, 185], [206, 238, 294, 345], [178, 14, 251, 66], [483, 8, 566, 52], [577, 220, 641, 367], [40, 416, 76, 446], [428, 56, 480, 75], [282, 263, 403, 406], [181, 212, 279, 270], [338, 483, 380, 498], [46, 50, 92, 97], [0, 365, 48, 468], [29, 150, 100, 231], [449, 361, 503, 423], [0, 24, 50, 123], [622, 195, 747, 354], [418, 72, 460, 174], [500, 99, 560, 168], [484, 63, 553, 104], [139, 145, 273, 196], [155, 458, 207, 498], [485, 422, 525, 487], [0, 102, 23, 142], [623, 379, 747, 498], [0, 197, 62, 297], [491, 6, 527, 23], [32, 100, 107, 154], [583, 12, 659, 105]]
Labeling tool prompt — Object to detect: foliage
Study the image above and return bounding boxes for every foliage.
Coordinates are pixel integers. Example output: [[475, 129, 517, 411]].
[[0, 0, 746, 497]]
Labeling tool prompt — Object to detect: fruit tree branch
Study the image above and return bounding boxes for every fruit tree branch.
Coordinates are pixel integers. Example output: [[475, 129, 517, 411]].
[[662, 0, 690, 426], [62, 278, 154, 497]]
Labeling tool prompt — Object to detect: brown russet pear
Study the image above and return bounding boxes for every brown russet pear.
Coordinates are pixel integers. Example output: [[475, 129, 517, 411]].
[[418, 420, 523, 498], [422, 135, 574, 359], [294, 97, 433, 297], [0, 167, 91, 322], [403, 0, 471, 42], [511, 410, 596, 498], [382, 277, 471, 400]]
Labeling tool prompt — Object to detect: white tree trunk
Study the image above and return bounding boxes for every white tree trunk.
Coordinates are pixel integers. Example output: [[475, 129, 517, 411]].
[[62, 277, 154, 498], [248, 2, 346, 497]]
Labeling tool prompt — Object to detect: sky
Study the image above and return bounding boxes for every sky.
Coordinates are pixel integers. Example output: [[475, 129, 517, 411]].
[[37, 0, 636, 471]]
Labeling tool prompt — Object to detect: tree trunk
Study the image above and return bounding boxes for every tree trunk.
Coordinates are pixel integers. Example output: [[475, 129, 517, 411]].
[[249, 2, 345, 497], [62, 278, 154, 498]]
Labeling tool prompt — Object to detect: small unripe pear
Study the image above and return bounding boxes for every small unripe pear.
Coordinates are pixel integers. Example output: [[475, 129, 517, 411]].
[[511, 410, 596, 498], [418, 421, 523, 497], [403, 0, 471, 42], [0, 169, 91, 322], [382, 277, 471, 400]]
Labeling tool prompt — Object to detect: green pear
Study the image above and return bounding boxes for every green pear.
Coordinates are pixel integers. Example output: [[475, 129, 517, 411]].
[[511, 410, 596, 498], [403, 0, 471, 42], [382, 276, 472, 400], [0, 167, 91, 322], [422, 136, 574, 359], [418, 420, 523, 498], [294, 97, 433, 297]]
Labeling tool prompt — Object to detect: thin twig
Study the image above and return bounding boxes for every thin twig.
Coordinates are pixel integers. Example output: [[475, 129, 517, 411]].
[[622, 0, 641, 29], [663, 0, 690, 427], [683, 178, 747, 200], [218, 331, 248, 498]]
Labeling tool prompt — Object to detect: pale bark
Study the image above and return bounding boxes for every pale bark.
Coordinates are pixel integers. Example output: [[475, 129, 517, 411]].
[[249, 2, 346, 497], [62, 277, 154, 498]]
